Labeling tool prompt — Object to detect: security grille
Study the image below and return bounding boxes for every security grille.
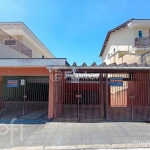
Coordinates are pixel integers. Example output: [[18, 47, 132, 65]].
[[54, 72, 104, 122], [0, 76, 49, 120]]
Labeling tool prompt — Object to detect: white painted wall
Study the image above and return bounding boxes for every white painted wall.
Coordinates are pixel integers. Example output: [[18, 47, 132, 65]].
[[110, 52, 141, 64], [102, 27, 134, 64], [22, 25, 54, 58], [0, 23, 55, 58], [3, 34, 52, 58], [0, 43, 29, 58], [22, 36, 49, 58], [0, 58, 66, 67], [102, 26, 150, 64]]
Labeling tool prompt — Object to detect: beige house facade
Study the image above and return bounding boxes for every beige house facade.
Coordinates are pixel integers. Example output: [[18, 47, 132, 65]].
[[0, 22, 54, 58], [100, 18, 150, 64], [109, 51, 141, 65]]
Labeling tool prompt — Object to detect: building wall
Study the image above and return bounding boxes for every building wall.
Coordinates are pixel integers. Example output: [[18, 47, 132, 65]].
[[0, 67, 49, 76], [110, 52, 141, 65], [0, 23, 54, 58], [102, 27, 150, 64], [11, 35, 52, 58], [0, 43, 29, 58], [102, 27, 135, 64], [21, 36, 50, 58], [122, 54, 141, 64], [134, 27, 149, 38], [22, 24, 54, 58]]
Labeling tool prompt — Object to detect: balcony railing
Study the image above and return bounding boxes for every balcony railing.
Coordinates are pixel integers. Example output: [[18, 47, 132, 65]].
[[0, 29, 32, 58], [135, 36, 150, 48]]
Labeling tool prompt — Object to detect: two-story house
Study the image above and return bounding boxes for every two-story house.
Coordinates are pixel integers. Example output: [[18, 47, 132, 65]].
[[0, 22, 54, 58], [100, 18, 150, 65]]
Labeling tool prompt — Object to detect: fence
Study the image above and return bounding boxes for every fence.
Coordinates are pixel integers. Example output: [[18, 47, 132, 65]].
[[54, 71, 150, 122], [0, 76, 48, 120]]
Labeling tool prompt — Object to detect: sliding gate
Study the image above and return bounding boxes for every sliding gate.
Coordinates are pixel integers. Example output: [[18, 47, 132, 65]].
[[0, 76, 49, 120], [55, 72, 104, 122]]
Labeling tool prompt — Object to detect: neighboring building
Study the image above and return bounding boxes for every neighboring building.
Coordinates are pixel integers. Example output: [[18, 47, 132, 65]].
[[100, 18, 150, 64], [0, 22, 54, 58]]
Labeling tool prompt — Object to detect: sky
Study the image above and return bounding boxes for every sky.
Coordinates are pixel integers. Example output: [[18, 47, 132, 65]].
[[0, 0, 150, 65]]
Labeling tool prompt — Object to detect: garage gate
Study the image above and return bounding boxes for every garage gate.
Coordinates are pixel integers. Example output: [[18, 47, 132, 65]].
[[54, 72, 150, 122], [0, 76, 49, 120]]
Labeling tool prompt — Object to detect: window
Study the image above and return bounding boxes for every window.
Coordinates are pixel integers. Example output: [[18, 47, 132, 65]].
[[114, 48, 115, 53], [42, 55, 44, 59], [138, 31, 143, 38], [5, 40, 16, 45]]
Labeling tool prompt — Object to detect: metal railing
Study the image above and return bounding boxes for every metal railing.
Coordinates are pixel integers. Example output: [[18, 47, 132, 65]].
[[0, 29, 32, 58], [135, 36, 150, 48]]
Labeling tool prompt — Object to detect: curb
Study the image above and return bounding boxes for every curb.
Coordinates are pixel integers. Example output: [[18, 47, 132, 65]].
[[2, 143, 150, 150], [44, 143, 150, 149]]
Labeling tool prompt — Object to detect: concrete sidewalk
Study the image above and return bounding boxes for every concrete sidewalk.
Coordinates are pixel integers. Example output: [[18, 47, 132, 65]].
[[0, 121, 150, 149], [2, 144, 150, 150]]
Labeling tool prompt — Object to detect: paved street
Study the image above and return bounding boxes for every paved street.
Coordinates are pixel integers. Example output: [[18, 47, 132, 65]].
[[0, 120, 150, 149]]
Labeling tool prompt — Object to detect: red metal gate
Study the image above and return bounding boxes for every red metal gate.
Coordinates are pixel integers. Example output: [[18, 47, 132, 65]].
[[107, 73, 150, 121], [132, 73, 150, 121], [54, 71, 150, 122], [54, 72, 104, 122], [107, 73, 132, 121]]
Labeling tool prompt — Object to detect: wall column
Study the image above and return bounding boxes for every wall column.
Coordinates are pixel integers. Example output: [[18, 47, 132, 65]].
[[48, 70, 55, 119]]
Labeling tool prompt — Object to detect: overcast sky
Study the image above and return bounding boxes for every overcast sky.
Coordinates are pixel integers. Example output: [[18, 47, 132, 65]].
[[0, 0, 150, 65]]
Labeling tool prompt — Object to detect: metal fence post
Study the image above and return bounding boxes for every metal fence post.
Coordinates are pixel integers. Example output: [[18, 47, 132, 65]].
[[100, 73, 104, 120], [106, 73, 108, 120]]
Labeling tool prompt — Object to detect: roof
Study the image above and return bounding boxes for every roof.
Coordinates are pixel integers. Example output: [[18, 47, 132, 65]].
[[99, 18, 150, 57], [49, 62, 150, 71], [0, 22, 55, 58], [0, 58, 67, 67], [0, 58, 149, 70], [71, 62, 149, 67]]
